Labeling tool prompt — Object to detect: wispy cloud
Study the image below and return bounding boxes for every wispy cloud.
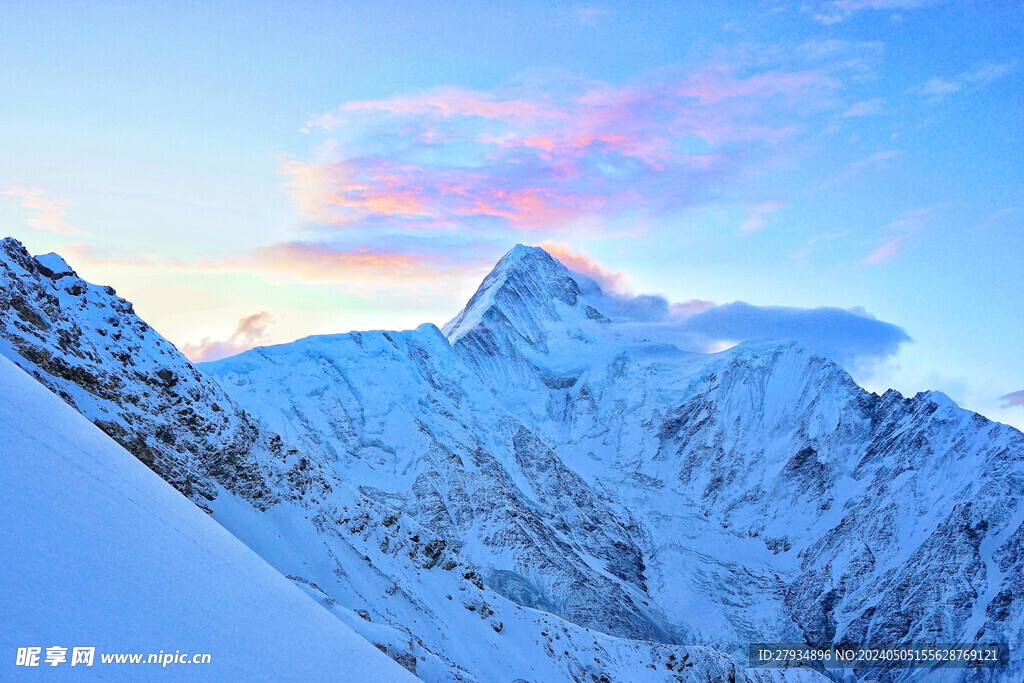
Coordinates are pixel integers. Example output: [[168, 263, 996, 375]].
[[912, 60, 1019, 100], [286, 61, 850, 235], [974, 206, 1023, 232], [828, 149, 899, 185], [182, 312, 274, 362], [571, 4, 607, 26], [65, 239, 487, 288], [221, 241, 467, 283], [2, 186, 80, 235], [862, 236, 907, 264], [847, 149, 899, 174], [63, 244, 184, 269], [1000, 390, 1024, 408], [538, 241, 631, 293], [862, 205, 938, 264], [739, 200, 785, 232], [800, 0, 945, 25], [843, 97, 885, 117]]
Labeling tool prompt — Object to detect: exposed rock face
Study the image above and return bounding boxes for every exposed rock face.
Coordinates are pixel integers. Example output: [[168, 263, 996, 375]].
[[5, 237, 1021, 682], [207, 325, 670, 643], [0, 237, 277, 505]]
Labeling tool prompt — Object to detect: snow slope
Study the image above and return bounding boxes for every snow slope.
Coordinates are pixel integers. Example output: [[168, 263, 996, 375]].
[[0, 353, 416, 681]]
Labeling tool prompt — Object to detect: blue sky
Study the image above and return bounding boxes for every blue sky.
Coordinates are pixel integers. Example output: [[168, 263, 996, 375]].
[[1, 0, 1022, 427]]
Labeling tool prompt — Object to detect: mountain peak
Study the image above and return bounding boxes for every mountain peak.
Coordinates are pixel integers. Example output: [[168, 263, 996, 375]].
[[505, 242, 545, 259], [1, 238, 76, 280], [493, 243, 563, 279], [0, 236, 33, 270], [442, 244, 609, 345]]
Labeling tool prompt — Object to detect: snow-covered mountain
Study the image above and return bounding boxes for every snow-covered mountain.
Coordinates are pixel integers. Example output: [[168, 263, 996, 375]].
[[0, 238, 814, 681], [2, 236, 1021, 682]]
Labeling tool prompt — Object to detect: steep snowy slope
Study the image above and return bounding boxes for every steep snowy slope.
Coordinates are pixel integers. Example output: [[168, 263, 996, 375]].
[[1, 235, 814, 682], [0, 353, 416, 682]]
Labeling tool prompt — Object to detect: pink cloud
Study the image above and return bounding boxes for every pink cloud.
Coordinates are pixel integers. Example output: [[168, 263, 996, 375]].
[[281, 160, 438, 227], [539, 241, 631, 293], [286, 64, 849, 234], [861, 206, 940, 265], [309, 87, 567, 129], [283, 157, 603, 231], [862, 236, 906, 264], [67, 240, 482, 285], [1001, 390, 1024, 408], [739, 200, 785, 233], [674, 69, 839, 106], [229, 241, 466, 282], [2, 186, 80, 235], [532, 242, 716, 322], [182, 312, 274, 362]]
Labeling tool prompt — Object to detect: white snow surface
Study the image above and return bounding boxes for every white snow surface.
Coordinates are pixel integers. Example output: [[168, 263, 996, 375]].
[[0, 354, 417, 682]]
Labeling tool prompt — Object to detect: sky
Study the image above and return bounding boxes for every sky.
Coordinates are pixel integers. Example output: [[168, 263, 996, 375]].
[[1, 0, 1022, 428]]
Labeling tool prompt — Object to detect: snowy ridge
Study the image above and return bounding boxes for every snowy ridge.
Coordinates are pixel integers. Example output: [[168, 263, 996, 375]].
[[0, 236, 279, 506], [207, 325, 679, 644], [205, 245, 1024, 681]]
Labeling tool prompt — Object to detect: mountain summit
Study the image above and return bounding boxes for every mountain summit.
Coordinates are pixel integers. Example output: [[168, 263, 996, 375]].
[[441, 244, 618, 393], [443, 244, 610, 345]]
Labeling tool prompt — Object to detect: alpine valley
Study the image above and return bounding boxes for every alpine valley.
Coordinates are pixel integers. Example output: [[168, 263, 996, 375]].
[[1, 236, 1021, 682]]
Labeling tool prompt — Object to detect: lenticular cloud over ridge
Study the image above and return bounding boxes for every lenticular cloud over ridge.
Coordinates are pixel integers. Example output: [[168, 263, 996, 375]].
[[675, 301, 911, 369], [556, 249, 910, 371]]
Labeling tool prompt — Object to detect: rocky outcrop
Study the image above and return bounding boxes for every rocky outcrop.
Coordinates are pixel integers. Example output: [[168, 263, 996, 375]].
[[0, 237, 277, 505]]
